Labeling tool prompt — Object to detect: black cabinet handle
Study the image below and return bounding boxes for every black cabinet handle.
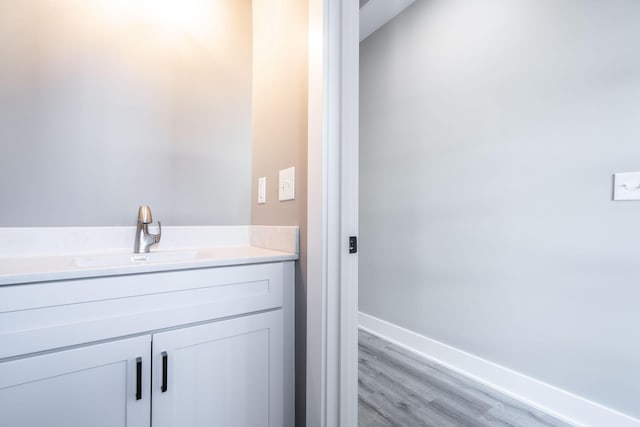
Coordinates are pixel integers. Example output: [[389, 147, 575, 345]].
[[136, 357, 142, 400], [161, 351, 168, 393]]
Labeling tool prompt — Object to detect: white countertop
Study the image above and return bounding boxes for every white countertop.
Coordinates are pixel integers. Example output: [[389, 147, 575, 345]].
[[0, 246, 297, 286], [0, 226, 299, 285]]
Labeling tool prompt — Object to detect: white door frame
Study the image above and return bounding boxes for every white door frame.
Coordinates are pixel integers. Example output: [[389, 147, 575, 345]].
[[307, 0, 359, 426]]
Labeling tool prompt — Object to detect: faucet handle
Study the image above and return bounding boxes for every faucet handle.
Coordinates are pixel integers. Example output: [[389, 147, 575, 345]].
[[138, 205, 152, 224], [154, 221, 162, 243]]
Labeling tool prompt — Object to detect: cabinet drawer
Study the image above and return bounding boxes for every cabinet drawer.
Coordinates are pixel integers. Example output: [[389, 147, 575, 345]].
[[0, 262, 289, 359]]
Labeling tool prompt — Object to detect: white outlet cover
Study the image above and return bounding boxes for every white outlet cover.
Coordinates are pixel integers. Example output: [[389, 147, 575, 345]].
[[258, 177, 266, 204], [279, 167, 295, 201], [613, 172, 640, 200]]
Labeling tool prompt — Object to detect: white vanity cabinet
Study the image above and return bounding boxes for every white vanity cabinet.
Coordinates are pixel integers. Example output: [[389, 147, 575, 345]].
[[0, 335, 152, 427], [152, 310, 283, 427], [0, 261, 295, 427]]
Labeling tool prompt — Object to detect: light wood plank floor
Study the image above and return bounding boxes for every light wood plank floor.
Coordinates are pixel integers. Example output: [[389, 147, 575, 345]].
[[358, 330, 573, 427]]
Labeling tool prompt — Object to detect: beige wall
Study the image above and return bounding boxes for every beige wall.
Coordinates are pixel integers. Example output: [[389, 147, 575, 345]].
[[251, 0, 308, 227], [250, 1, 308, 425]]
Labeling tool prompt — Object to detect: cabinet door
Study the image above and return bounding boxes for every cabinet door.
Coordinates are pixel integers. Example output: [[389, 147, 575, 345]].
[[0, 335, 151, 427], [152, 310, 283, 427]]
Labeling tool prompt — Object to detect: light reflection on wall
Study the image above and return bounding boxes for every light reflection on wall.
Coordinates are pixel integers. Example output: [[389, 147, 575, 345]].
[[89, 0, 222, 44], [0, 0, 253, 226], [8, 0, 229, 57]]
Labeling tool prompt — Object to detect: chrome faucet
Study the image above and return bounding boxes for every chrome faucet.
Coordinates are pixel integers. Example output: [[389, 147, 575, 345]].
[[134, 205, 161, 253]]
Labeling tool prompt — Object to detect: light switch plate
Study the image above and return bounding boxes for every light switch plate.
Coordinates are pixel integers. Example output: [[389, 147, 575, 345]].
[[258, 177, 266, 204], [613, 172, 640, 200], [279, 167, 295, 201]]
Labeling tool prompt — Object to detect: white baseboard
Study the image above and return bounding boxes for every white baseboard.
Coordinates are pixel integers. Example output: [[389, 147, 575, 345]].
[[358, 312, 640, 427]]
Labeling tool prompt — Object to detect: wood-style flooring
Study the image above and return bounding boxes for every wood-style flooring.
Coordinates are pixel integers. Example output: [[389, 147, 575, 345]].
[[358, 330, 573, 427]]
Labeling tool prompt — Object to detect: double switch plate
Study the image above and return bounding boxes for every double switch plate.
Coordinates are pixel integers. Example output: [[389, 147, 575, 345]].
[[257, 166, 295, 204]]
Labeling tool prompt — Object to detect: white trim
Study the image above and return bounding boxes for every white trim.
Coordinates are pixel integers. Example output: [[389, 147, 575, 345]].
[[359, 312, 640, 427], [339, 0, 360, 425], [306, 0, 360, 425], [305, 0, 328, 424], [324, 0, 341, 422]]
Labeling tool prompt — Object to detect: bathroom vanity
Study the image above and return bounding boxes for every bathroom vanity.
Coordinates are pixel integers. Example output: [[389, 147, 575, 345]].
[[0, 226, 297, 427]]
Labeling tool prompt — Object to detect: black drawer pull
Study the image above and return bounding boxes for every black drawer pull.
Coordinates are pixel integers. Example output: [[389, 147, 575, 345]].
[[161, 351, 168, 393], [136, 357, 142, 400]]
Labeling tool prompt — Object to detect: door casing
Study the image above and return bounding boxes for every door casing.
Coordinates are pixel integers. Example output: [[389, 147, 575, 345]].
[[306, 0, 359, 425]]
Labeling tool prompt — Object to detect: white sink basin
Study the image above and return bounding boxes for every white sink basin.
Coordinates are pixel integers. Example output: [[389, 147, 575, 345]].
[[75, 250, 199, 267]]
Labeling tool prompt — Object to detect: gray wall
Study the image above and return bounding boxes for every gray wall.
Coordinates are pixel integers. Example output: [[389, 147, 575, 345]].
[[0, 0, 252, 226], [360, 0, 640, 418]]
